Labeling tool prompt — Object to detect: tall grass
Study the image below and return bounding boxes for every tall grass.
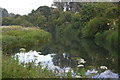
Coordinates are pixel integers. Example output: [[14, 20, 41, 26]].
[[2, 26, 52, 54], [2, 55, 57, 78]]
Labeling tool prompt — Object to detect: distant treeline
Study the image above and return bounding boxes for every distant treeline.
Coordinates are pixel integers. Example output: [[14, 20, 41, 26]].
[[2, 3, 120, 47]]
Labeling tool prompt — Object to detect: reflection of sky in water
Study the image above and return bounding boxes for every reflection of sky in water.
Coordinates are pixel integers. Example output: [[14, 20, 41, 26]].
[[14, 50, 73, 75], [14, 50, 55, 69], [13, 50, 119, 78]]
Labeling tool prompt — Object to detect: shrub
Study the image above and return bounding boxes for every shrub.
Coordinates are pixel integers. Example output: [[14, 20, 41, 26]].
[[2, 55, 56, 78]]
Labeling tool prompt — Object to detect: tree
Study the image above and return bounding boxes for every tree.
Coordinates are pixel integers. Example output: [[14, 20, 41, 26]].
[[2, 17, 14, 25], [36, 6, 51, 18], [82, 17, 109, 38], [62, 12, 71, 22], [53, 2, 65, 11], [1, 8, 9, 18], [37, 15, 46, 27]]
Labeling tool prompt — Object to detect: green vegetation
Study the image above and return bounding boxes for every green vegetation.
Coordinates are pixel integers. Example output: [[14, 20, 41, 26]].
[[2, 26, 51, 54], [2, 55, 90, 78], [82, 17, 109, 38], [1, 2, 119, 78], [2, 55, 56, 78], [2, 26, 56, 78], [2, 3, 118, 47]]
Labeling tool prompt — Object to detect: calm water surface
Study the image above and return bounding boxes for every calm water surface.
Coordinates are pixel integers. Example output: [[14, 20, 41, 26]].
[[13, 39, 119, 78]]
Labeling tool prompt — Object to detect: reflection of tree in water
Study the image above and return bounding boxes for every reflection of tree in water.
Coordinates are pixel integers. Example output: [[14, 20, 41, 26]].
[[52, 53, 77, 68], [81, 39, 118, 72], [31, 34, 118, 73], [49, 37, 118, 73]]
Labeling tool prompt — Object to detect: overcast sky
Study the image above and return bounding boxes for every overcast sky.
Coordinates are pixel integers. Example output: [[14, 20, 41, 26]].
[[0, 0, 53, 15]]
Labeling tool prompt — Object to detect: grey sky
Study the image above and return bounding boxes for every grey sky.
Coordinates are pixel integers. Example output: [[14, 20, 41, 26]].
[[0, 0, 53, 15]]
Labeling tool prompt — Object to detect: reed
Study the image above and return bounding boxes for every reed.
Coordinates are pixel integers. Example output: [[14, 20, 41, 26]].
[[2, 26, 52, 54]]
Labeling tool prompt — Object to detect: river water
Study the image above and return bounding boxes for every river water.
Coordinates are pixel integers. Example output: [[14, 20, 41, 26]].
[[12, 38, 119, 78]]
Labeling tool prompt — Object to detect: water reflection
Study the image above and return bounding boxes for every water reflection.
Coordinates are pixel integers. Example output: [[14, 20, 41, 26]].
[[11, 34, 118, 78], [14, 51, 76, 77], [13, 50, 119, 78]]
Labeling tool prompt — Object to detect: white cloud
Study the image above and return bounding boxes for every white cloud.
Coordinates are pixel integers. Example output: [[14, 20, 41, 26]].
[[0, 0, 53, 15]]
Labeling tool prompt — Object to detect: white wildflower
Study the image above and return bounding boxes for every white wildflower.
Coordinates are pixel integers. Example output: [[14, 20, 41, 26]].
[[77, 58, 86, 64], [19, 48, 26, 51], [77, 64, 84, 68], [100, 66, 108, 69]]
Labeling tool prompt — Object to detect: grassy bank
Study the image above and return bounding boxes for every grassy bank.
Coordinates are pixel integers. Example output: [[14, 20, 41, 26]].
[[1, 26, 52, 54], [1, 26, 56, 78], [2, 55, 56, 78]]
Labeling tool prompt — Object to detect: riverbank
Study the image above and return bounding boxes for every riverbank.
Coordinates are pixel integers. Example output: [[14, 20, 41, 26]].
[[1, 26, 52, 54], [2, 26, 57, 78], [2, 55, 57, 78], [1, 25, 119, 78]]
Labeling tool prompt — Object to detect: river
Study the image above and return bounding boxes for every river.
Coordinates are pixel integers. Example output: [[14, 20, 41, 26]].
[[12, 38, 119, 78]]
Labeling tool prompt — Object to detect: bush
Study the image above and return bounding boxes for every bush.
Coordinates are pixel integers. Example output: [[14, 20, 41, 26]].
[[2, 55, 56, 78]]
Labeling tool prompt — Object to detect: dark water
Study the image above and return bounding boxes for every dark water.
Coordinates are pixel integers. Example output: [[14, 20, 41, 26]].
[[13, 38, 119, 78]]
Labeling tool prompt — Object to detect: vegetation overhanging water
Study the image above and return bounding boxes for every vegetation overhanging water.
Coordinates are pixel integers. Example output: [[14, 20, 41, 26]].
[[1, 2, 119, 78], [2, 26, 119, 78]]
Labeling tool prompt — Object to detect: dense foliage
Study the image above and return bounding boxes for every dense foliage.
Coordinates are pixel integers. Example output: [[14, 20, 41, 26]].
[[2, 55, 56, 78], [1, 3, 119, 78], [82, 17, 109, 38], [2, 3, 119, 47]]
